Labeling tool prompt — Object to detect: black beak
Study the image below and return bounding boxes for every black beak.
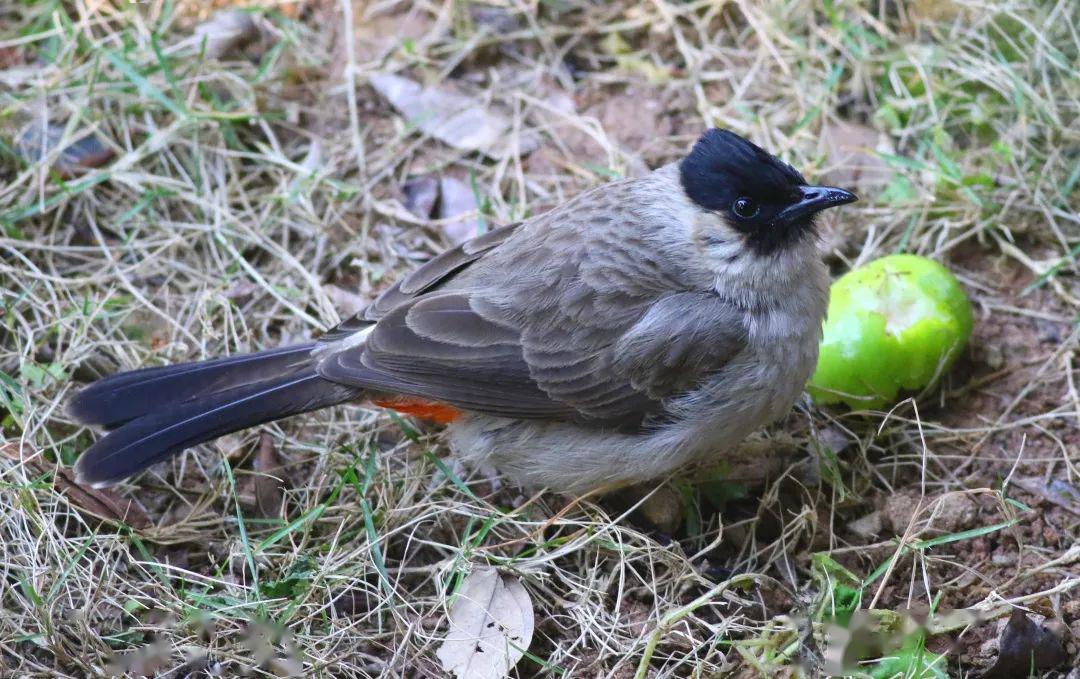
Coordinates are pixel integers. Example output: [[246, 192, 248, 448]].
[[774, 185, 857, 226]]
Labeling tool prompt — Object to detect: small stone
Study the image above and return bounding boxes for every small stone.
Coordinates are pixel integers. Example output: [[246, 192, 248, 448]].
[[637, 486, 685, 535], [848, 510, 882, 538], [883, 489, 922, 533], [930, 492, 978, 532]]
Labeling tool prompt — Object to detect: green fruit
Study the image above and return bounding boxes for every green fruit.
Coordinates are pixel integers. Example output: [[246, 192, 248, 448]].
[[809, 254, 973, 410]]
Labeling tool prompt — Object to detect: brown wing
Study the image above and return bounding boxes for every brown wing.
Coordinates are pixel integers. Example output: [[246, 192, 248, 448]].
[[318, 224, 520, 343], [320, 291, 589, 420], [317, 189, 748, 425]]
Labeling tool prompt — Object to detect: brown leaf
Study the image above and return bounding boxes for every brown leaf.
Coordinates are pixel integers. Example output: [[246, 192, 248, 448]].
[[17, 123, 114, 177], [402, 175, 440, 218], [0, 441, 27, 461], [370, 73, 537, 159], [468, 6, 523, 34], [1011, 476, 1080, 516], [0, 46, 33, 89], [267, 656, 303, 677], [331, 588, 368, 617], [0, 64, 37, 90], [222, 279, 260, 303], [982, 610, 1069, 678], [820, 120, 894, 191], [437, 177, 482, 245], [0, 46, 24, 69], [401, 174, 483, 245], [322, 284, 369, 319], [58, 467, 151, 529], [353, 9, 436, 64], [436, 567, 534, 679], [905, 0, 967, 23], [252, 433, 287, 519], [192, 11, 261, 59], [273, 1, 307, 20], [635, 486, 684, 535]]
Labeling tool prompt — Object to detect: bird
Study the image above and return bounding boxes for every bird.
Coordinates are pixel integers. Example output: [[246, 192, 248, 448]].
[[68, 128, 856, 494]]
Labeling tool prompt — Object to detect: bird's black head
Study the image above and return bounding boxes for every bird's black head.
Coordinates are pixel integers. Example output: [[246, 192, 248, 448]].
[[680, 129, 856, 256]]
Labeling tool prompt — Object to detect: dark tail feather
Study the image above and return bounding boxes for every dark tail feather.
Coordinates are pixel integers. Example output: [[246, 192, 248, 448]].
[[68, 344, 317, 429], [73, 368, 360, 487]]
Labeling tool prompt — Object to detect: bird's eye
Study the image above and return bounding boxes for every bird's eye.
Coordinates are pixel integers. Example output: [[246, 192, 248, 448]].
[[732, 197, 760, 219]]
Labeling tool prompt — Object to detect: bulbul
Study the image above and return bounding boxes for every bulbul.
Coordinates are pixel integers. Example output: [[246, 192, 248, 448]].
[[69, 129, 856, 493]]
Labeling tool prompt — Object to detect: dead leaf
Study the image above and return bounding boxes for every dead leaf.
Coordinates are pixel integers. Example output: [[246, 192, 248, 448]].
[[297, 139, 323, 174], [192, 11, 261, 59], [905, 0, 967, 23], [273, 1, 307, 20], [468, 6, 523, 34], [252, 433, 287, 519], [59, 467, 151, 529], [438, 177, 482, 245], [401, 174, 483, 245], [0, 65, 37, 90], [817, 424, 853, 455], [437, 567, 534, 679], [107, 639, 171, 677], [370, 73, 537, 159], [0, 441, 28, 461], [0, 47, 33, 89], [17, 123, 114, 177], [982, 610, 1068, 678], [1011, 476, 1080, 516], [820, 120, 895, 191], [402, 175, 440, 218], [267, 656, 303, 677], [353, 9, 436, 64], [0, 46, 23, 69], [322, 284, 369, 319], [222, 279, 260, 303], [635, 486, 684, 535], [331, 589, 367, 617]]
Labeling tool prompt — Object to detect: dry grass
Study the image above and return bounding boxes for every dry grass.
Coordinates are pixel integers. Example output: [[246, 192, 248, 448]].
[[1, 0, 1078, 677]]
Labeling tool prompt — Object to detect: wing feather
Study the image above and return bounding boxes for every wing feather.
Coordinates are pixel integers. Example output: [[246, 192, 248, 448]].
[[318, 224, 520, 343], [315, 196, 748, 427]]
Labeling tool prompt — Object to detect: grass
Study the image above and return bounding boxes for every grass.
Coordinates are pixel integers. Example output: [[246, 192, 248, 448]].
[[1, 0, 1078, 676]]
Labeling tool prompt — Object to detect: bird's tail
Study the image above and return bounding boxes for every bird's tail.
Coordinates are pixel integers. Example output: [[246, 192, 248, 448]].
[[68, 345, 360, 487]]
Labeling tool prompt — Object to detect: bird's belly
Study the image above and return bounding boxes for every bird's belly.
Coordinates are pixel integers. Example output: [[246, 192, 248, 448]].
[[445, 337, 818, 494]]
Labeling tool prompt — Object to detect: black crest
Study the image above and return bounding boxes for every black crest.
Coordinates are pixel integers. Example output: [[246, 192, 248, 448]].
[[679, 129, 805, 212]]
